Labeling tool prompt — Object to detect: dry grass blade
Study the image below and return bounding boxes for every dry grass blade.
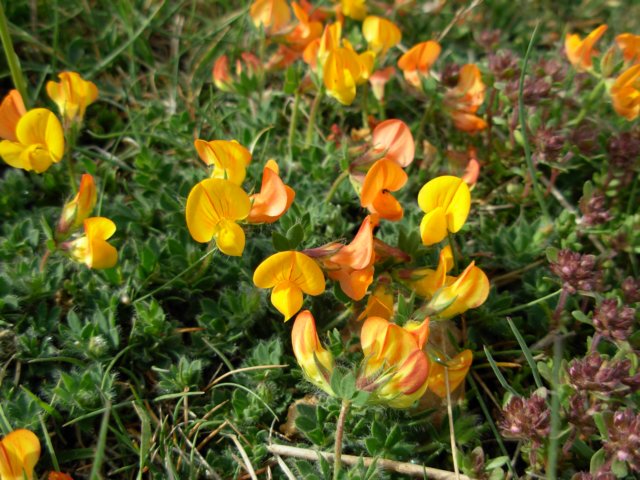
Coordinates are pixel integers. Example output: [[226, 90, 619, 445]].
[[228, 434, 258, 480]]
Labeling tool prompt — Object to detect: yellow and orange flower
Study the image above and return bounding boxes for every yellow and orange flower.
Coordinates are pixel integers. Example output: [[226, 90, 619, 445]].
[[249, 0, 292, 35], [565, 24, 608, 71], [58, 173, 97, 234], [253, 251, 326, 320], [0, 429, 41, 480], [360, 159, 408, 221], [417, 175, 470, 246], [397, 40, 441, 89], [444, 64, 487, 133], [616, 33, 640, 64], [286, 2, 323, 51], [304, 22, 342, 71], [359, 316, 430, 408], [426, 261, 490, 318], [194, 139, 252, 185], [185, 178, 250, 256], [362, 16, 401, 56], [69, 217, 118, 269], [48, 473, 74, 480], [610, 64, 640, 121], [247, 160, 295, 223], [358, 279, 394, 320], [46, 71, 98, 124], [0, 90, 26, 142], [369, 66, 395, 103], [0, 108, 65, 173], [323, 43, 373, 105], [407, 245, 454, 298], [292, 310, 334, 394], [370, 119, 414, 168], [427, 349, 473, 398], [212, 55, 233, 91]]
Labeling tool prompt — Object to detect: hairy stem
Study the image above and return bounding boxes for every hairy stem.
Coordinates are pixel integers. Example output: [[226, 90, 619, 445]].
[[333, 399, 350, 480], [305, 88, 324, 148]]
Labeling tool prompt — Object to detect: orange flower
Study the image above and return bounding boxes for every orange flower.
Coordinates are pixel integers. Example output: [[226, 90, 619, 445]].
[[565, 24, 608, 71], [0, 429, 41, 480], [359, 316, 430, 408], [360, 159, 408, 221], [58, 173, 97, 234], [285, 2, 322, 51], [371, 119, 414, 168], [427, 350, 472, 398], [369, 66, 395, 102], [194, 139, 251, 185], [444, 64, 487, 133], [427, 261, 490, 318], [397, 40, 441, 89], [46, 71, 98, 124], [362, 16, 401, 56], [247, 160, 295, 223], [249, 0, 292, 35], [212, 55, 233, 91], [0, 90, 26, 142], [48, 473, 74, 480], [292, 310, 335, 394], [253, 251, 326, 320], [616, 33, 640, 64], [185, 178, 250, 256], [69, 217, 118, 269], [610, 64, 640, 120], [358, 280, 394, 321]]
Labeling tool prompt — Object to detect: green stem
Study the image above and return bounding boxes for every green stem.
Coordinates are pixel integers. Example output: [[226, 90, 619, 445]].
[[325, 170, 350, 203], [304, 88, 324, 149], [65, 124, 79, 193], [518, 23, 550, 222], [494, 289, 562, 316], [415, 101, 431, 148], [333, 399, 350, 480], [360, 82, 369, 128], [0, 1, 29, 106], [547, 336, 563, 479], [287, 88, 301, 164]]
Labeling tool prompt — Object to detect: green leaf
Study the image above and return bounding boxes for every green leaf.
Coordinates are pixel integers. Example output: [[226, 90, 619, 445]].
[[272, 231, 290, 251]]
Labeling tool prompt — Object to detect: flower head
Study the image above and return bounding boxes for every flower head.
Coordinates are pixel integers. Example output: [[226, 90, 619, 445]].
[[0, 108, 64, 173], [46, 71, 98, 124], [426, 261, 490, 318], [362, 16, 401, 56], [292, 310, 334, 394], [610, 64, 640, 121], [253, 251, 326, 320], [397, 40, 441, 89], [323, 45, 372, 105], [549, 249, 602, 294], [194, 139, 252, 185], [0, 90, 26, 142], [58, 173, 97, 235], [370, 119, 414, 168], [0, 429, 41, 480], [247, 160, 295, 224], [427, 349, 472, 397], [340, 0, 367, 20], [212, 55, 233, 91], [249, 0, 291, 35], [565, 24, 608, 71], [444, 64, 486, 132], [368, 66, 395, 103], [616, 33, 640, 64], [358, 279, 394, 321], [418, 175, 471, 246], [361, 159, 408, 221], [285, 2, 322, 51], [359, 316, 430, 408], [69, 217, 118, 269], [185, 178, 250, 256]]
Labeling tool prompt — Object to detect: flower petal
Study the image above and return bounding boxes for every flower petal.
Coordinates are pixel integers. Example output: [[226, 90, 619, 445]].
[[271, 281, 303, 320]]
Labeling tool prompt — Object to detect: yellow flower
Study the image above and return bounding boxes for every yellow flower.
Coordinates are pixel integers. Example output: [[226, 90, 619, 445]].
[[407, 245, 454, 298], [194, 139, 251, 185], [46, 71, 98, 124], [397, 40, 441, 89], [360, 316, 430, 408], [341, 0, 367, 20], [610, 64, 640, 121], [427, 350, 473, 398], [249, 0, 292, 35], [0, 108, 64, 173], [0, 429, 41, 480], [323, 46, 364, 105], [362, 16, 401, 56], [426, 261, 490, 318], [58, 173, 97, 234], [69, 217, 118, 269], [185, 178, 250, 256], [358, 280, 394, 321], [253, 251, 326, 321], [417, 175, 471, 246], [565, 24, 607, 71], [291, 310, 334, 394], [0, 89, 26, 142]]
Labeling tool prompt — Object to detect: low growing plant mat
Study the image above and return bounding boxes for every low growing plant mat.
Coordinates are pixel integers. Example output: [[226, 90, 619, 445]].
[[0, 0, 639, 478]]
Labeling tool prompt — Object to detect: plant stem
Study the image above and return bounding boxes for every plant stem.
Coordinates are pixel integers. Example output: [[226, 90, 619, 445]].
[[333, 399, 350, 480], [360, 82, 369, 128], [304, 88, 324, 149], [287, 88, 301, 164], [444, 367, 460, 480], [325, 169, 350, 203], [518, 23, 550, 222], [0, 1, 29, 107], [494, 289, 562, 316], [547, 335, 563, 479]]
